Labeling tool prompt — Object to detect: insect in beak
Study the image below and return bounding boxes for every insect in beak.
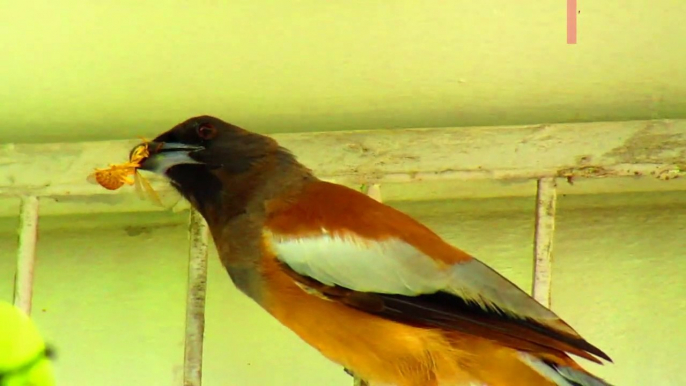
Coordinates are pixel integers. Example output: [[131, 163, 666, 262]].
[[88, 137, 189, 209]]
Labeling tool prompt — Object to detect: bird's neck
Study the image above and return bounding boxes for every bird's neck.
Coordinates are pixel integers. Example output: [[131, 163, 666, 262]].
[[201, 154, 315, 302]]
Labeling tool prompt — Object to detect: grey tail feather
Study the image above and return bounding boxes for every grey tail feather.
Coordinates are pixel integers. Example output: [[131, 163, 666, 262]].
[[518, 352, 615, 386], [547, 362, 615, 386]]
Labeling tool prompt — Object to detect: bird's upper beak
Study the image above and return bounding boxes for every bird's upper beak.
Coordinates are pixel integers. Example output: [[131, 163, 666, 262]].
[[135, 141, 205, 175]]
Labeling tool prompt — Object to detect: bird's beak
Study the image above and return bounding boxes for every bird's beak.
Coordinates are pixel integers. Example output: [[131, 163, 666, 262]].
[[135, 141, 205, 175]]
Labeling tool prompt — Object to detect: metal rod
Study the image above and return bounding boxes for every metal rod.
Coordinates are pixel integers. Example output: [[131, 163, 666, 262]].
[[532, 178, 558, 307], [183, 208, 210, 386], [13, 196, 40, 315], [364, 183, 382, 202]]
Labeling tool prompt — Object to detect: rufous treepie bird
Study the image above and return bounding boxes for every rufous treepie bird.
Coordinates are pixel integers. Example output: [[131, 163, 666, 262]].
[[136, 116, 613, 386]]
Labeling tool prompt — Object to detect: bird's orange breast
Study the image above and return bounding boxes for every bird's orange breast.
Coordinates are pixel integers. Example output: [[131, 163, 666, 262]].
[[258, 256, 560, 386], [257, 255, 470, 386]]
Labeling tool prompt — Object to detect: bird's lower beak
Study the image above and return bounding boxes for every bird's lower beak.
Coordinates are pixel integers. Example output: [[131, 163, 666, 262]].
[[135, 141, 205, 175]]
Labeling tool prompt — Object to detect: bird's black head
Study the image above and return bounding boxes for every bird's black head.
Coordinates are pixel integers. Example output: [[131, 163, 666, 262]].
[[135, 115, 284, 216]]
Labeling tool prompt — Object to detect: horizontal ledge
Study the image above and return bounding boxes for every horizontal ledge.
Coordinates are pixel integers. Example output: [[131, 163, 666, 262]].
[[0, 119, 684, 200], [2, 179, 686, 223], [1, 174, 686, 218]]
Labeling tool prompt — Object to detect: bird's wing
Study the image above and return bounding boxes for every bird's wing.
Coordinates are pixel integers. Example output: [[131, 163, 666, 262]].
[[264, 181, 611, 363]]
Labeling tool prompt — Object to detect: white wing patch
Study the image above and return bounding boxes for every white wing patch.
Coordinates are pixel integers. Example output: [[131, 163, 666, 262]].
[[270, 231, 570, 329], [272, 231, 450, 295]]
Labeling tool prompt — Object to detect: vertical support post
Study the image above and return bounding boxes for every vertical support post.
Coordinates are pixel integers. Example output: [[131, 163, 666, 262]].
[[532, 178, 557, 307], [363, 183, 382, 203], [184, 208, 210, 386], [13, 196, 40, 315]]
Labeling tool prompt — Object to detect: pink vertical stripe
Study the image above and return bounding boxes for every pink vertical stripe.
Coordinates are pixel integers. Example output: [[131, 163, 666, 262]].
[[567, 0, 577, 44]]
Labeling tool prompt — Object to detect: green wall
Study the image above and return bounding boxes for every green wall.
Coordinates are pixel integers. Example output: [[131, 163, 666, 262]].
[[1, 192, 685, 385], [1, 1, 685, 143]]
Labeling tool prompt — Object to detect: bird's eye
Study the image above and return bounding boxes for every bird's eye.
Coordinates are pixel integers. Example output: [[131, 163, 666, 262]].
[[197, 123, 217, 140]]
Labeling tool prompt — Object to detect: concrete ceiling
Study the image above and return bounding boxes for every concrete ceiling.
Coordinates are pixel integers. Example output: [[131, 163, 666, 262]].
[[1, 1, 684, 144]]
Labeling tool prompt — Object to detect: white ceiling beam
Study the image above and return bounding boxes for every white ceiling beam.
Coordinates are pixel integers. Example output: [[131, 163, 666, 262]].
[[0, 119, 684, 216]]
